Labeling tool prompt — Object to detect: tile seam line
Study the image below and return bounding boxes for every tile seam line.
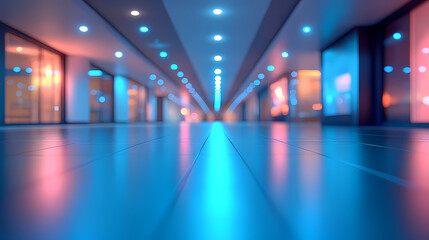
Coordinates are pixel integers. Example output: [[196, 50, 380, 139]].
[[147, 131, 212, 239], [223, 132, 293, 236], [263, 135, 413, 189], [5, 142, 76, 157], [6, 135, 167, 195]]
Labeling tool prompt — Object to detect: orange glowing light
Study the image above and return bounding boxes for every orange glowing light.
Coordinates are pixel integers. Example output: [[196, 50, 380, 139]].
[[281, 104, 289, 115], [382, 93, 391, 108], [127, 89, 138, 95], [312, 103, 323, 111], [16, 47, 23, 52], [180, 107, 190, 116], [298, 70, 321, 77]]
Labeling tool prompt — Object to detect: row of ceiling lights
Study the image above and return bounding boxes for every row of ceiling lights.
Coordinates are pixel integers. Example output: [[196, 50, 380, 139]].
[[227, 25, 312, 113], [212, 8, 223, 112]]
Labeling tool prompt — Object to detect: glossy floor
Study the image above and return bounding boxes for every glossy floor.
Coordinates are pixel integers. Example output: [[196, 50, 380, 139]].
[[1, 122, 429, 239]]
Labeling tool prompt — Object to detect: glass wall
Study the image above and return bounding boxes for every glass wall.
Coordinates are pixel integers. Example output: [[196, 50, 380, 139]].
[[128, 80, 146, 122], [288, 70, 322, 120], [322, 31, 359, 117], [383, 1, 429, 123], [89, 67, 113, 123], [4, 33, 63, 123], [270, 77, 288, 120]]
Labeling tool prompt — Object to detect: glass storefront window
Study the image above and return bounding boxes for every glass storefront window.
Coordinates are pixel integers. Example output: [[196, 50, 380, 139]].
[[128, 80, 146, 122], [5, 33, 63, 123], [89, 67, 113, 123], [270, 77, 288, 119]]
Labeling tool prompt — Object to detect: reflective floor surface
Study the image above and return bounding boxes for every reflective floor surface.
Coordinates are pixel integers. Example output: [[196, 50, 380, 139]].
[[1, 122, 429, 239]]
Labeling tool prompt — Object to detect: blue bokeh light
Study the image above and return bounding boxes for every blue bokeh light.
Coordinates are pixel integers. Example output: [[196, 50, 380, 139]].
[[282, 51, 289, 58], [13, 67, 21, 73], [302, 26, 311, 33], [258, 73, 264, 79], [170, 64, 178, 70], [254, 80, 261, 86], [139, 26, 149, 33], [402, 67, 411, 74], [149, 74, 157, 80], [25, 68, 32, 74], [181, 78, 188, 84], [99, 96, 106, 103], [384, 66, 394, 73], [177, 71, 184, 78], [393, 32, 402, 40], [267, 65, 275, 71], [291, 71, 298, 77], [157, 79, 164, 85], [160, 51, 168, 58]]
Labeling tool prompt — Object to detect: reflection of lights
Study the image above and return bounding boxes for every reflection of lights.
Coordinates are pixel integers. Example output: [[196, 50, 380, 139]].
[[403, 67, 411, 74], [384, 66, 394, 73], [46, 69, 53, 75], [17, 82, 25, 89], [28, 85, 36, 91], [335, 73, 351, 92], [160, 86, 166, 92], [16, 90, 22, 97], [423, 48, 429, 54], [423, 96, 429, 105], [383, 93, 392, 108], [180, 107, 190, 116], [275, 87, 285, 101], [418, 66, 427, 73], [54, 106, 59, 111], [393, 32, 402, 40], [312, 103, 323, 111], [16, 47, 23, 52]]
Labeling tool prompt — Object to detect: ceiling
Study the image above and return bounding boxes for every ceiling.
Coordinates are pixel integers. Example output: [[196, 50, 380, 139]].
[[226, 0, 412, 110], [0, 0, 415, 115]]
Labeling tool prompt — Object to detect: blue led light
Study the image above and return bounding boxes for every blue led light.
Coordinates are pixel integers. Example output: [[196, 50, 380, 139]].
[[403, 67, 411, 74], [160, 51, 168, 58], [170, 64, 178, 70], [214, 69, 222, 74], [302, 26, 311, 33], [99, 96, 106, 103], [149, 74, 156, 80], [384, 66, 394, 73], [258, 73, 264, 79], [282, 51, 289, 58], [13, 67, 21, 73], [393, 32, 402, 40], [16, 90, 22, 97], [181, 78, 188, 84], [186, 83, 192, 89], [88, 70, 103, 76], [139, 26, 149, 33], [291, 71, 298, 77], [157, 79, 164, 85], [254, 80, 261, 86], [25, 68, 32, 74], [177, 71, 184, 77], [267, 65, 275, 71]]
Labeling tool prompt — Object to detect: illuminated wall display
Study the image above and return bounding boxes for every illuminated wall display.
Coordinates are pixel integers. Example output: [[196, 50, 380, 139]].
[[288, 70, 321, 120], [128, 80, 147, 122], [270, 78, 288, 118], [321, 28, 374, 125], [89, 67, 113, 123], [4, 32, 63, 124]]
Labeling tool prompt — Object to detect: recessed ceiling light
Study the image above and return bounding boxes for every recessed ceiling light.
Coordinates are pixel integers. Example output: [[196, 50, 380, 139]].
[[130, 10, 140, 16], [213, 9, 222, 15], [170, 64, 178, 70], [215, 76, 221, 81], [79, 25, 88, 33], [214, 55, 222, 61], [214, 69, 222, 74], [181, 78, 188, 84], [177, 71, 184, 77], [115, 51, 123, 58], [160, 51, 168, 58], [214, 35, 222, 41], [149, 74, 157, 80], [302, 26, 311, 33], [258, 73, 265, 79], [139, 26, 149, 33], [157, 79, 164, 85], [16, 47, 23, 52], [254, 80, 261, 86], [282, 51, 289, 58], [267, 65, 275, 71]]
